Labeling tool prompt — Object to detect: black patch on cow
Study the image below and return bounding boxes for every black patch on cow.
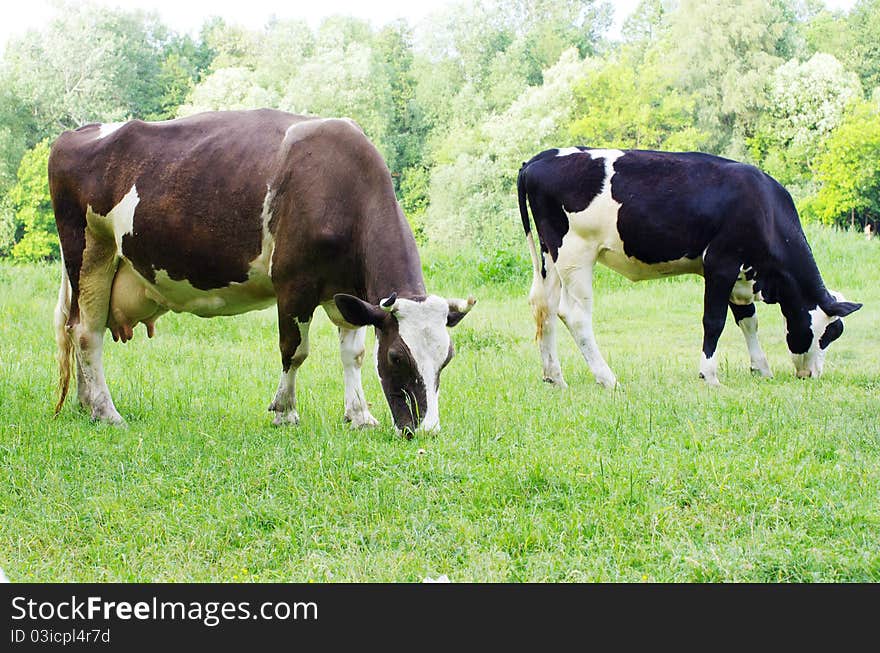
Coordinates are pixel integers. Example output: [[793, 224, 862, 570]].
[[611, 151, 740, 264], [435, 343, 454, 391], [518, 147, 605, 262], [728, 302, 756, 324], [819, 319, 843, 350], [375, 316, 428, 434], [334, 293, 387, 327], [784, 305, 814, 355]]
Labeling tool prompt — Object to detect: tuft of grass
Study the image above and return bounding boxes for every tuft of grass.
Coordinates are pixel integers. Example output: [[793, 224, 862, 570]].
[[0, 225, 878, 582]]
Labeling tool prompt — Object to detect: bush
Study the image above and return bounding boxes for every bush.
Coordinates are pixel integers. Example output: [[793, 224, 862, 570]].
[[800, 100, 880, 228], [476, 248, 529, 285], [5, 140, 57, 262]]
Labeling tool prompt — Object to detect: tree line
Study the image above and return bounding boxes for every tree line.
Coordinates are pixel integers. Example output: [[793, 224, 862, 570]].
[[1, 0, 878, 261]]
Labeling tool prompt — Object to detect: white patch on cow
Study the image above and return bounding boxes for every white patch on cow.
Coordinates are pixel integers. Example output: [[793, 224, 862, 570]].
[[85, 185, 140, 257], [699, 352, 720, 386], [71, 324, 124, 423], [269, 319, 310, 425], [338, 326, 379, 428], [736, 314, 772, 377], [0, 567, 9, 583], [393, 296, 451, 432], [790, 305, 837, 378], [96, 122, 125, 139], [249, 185, 276, 278], [555, 147, 583, 157], [107, 185, 139, 256], [730, 268, 759, 305], [131, 269, 275, 317]]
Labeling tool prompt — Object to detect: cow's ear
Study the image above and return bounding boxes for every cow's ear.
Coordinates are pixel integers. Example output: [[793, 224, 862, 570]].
[[446, 296, 476, 327], [825, 301, 862, 318], [334, 294, 387, 328]]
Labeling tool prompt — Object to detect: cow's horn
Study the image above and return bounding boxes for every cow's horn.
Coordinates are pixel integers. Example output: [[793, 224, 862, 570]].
[[380, 292, 398, 312], [448, 296, 477, 313]]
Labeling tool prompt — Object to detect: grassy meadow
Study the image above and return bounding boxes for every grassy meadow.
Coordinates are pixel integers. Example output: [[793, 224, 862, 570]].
[[0, 225, 878, 582]]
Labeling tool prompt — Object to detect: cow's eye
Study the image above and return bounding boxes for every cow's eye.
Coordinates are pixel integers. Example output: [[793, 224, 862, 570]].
[[388, 349, 405, 367]]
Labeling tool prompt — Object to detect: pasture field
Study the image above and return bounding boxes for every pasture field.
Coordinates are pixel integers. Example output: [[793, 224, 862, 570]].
[[0, 225, 878, 582]]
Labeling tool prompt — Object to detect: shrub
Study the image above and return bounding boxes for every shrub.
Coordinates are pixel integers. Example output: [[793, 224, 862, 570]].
[[7, 140, 57, 262]]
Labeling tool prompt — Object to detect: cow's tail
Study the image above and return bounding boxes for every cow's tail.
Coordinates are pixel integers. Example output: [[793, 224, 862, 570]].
[[518, 164, 548, 341], [53, 261, 73, 416]]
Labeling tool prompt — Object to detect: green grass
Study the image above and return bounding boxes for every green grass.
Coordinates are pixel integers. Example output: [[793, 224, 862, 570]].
[[1, 225, 878, 582]]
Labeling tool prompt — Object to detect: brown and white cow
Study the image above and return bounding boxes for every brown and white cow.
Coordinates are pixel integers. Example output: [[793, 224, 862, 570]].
[[50, 109, 474, 433], [517, 147, 861, 387]]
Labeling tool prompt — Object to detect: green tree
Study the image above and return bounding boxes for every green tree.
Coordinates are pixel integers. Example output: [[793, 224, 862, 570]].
[[750, 53, 861, 195], [374, 22, 428, 180], [2, 4, 172, 134], [801, 8, 852, 59], [6, 140, 56, 262], [423, 49, 592, 250], [846, 0, 880, 93], [621, 0, 673, 48], [802, 100, 880, 228], [148, 34, 217, 120], [660, 0, 801, 154], [568, 54, 708, 150]]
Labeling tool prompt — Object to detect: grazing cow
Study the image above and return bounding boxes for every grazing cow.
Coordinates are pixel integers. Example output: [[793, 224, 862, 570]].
[[517, 147, 861, 387], [50, 109, 474, 433]]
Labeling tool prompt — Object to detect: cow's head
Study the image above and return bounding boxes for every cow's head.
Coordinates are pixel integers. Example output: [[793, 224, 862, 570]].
[[785, 290, 861, 378], [334, 292, 475, 435]]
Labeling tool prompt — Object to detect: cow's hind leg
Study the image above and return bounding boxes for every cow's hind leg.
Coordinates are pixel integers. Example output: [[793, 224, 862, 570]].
[[729, 302, 772, 377], [53, 204, 126, 424], [337, 326, 379, 428], [73, 232, 124, 423], [530, 254, 567, 387], [269, 297, 312, 426], [556, 252, 617, 389]]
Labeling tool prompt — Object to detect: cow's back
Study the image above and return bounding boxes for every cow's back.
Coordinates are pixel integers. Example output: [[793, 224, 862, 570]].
[[50, 109, 314, 290]]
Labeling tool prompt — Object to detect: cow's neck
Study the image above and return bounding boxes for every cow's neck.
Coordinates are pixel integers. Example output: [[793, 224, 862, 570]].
[[362, 201, 427, 304], [773, 227, 831, 312]]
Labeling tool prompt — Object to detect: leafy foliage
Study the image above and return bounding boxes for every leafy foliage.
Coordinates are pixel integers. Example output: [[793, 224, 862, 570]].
[[2, 0, 880, 260], [6, 140, 56, 261], [568, 54, 708, 150], [659, 0, 800, 155], [800, 100, 880, 228], [750, 53, 862, 195], [423, 49, 592, 250]]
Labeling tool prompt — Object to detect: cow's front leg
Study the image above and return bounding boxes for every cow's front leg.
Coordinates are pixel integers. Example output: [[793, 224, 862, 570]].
[[700, 263, 739, 386], [729, 302, 772, 377], [557, 258, 617, 389], [269, 310, 311, 426], [338, 326, 379, 428]]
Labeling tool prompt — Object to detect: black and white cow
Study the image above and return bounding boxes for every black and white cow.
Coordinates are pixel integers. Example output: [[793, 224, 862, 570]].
[[50, 109, 475, 433], [517, 147, 861, 387]]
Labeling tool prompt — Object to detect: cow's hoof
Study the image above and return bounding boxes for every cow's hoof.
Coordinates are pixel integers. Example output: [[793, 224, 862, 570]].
[[92, 409, 126, 427], [750, 366, 773, 378], [542, 377, 568, 389], [596, 376, 617, 390], [345, 412, 380, 429], [272, 411, 300, 426], [699, 373, 723, 387]]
